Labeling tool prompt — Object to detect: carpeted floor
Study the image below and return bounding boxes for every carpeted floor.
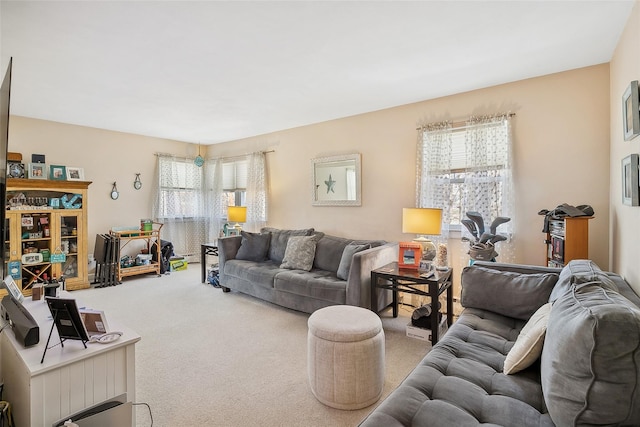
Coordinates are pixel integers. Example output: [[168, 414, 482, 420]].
[[74, 266, 431, 426]]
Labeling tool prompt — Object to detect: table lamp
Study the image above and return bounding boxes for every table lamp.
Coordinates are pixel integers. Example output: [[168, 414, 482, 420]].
[[227, 206, 247, 234], [402, 208, 442, 268]]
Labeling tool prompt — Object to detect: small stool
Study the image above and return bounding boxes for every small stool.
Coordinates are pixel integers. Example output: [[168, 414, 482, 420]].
[[307, 305, 385, 410]]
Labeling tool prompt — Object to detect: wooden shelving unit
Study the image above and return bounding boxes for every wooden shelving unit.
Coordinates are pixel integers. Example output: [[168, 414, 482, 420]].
[[544, 216, 592, 268], [5, 178, 92, 295], [110, 223, 163, 281]]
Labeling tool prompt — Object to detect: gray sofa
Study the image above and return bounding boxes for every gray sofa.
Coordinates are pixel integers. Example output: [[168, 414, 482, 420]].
[[217, 227, 395, 313], [361, 260, 640, 426]]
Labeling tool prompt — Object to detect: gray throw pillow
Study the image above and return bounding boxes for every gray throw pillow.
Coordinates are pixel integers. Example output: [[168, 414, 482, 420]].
[[461, 265, 558, 320], [261, 227, 315, 264], [549, 259, 617, 302], [235, 231, 271, 262], [280, 235, 318, 271], [336, 243, 370, 280], [541, 282, 640, 426]]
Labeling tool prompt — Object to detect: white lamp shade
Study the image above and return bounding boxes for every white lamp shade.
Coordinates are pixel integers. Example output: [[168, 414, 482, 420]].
[[402, 208, 442, 235]]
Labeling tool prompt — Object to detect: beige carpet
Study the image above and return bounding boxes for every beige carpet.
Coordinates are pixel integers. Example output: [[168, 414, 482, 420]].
[[74, 266, 431, 426]]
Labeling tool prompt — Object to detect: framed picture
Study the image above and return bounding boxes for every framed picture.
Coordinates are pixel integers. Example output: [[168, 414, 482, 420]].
[[398, 242, 422, 269], [66, 167, 84, 181], [49, 165, 66, 180], [28, 162, 47, 179], [622, 154, 639, 206], [623, 81, 640, 141]]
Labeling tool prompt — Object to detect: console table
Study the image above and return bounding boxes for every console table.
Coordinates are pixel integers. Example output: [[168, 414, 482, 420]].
[[371, 262, 453, 345], [0, 292, 140, 426]]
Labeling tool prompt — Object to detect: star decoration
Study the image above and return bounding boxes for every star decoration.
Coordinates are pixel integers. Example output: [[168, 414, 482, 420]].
[[325, 174, 336, 193]]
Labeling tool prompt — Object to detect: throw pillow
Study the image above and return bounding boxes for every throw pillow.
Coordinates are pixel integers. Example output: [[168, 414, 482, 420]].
[[261, 227, 315, 264], [280, 235, 318, 271], [336, 243, 370, 280], [541, 282, 640, 426], [235, 231, 271, 262], [460, 265, 558, 320], [503, 302, 552, 374]]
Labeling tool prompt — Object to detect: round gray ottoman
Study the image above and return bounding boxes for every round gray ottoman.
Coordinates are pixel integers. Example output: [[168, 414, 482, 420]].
[[307, 305, 385, 410]]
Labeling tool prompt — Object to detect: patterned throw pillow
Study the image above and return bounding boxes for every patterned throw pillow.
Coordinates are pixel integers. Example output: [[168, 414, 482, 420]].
[[280, 235, 318, 271]]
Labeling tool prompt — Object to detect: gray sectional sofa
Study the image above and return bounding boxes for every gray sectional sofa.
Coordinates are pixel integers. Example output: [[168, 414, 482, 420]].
[[217, 227, 395, 313], [361, 260, 640, 427]]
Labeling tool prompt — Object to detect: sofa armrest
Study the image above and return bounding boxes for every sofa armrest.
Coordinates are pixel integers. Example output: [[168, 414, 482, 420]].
[[346, 243, 397, 309], [218, 236, 242, 281]]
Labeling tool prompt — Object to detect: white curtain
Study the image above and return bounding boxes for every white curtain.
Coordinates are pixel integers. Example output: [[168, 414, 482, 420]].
[[204, 157, 227, 238], [206, 152, 269, 234], [152, 155, 211, 261], [415, 121, 453, 243], [245, 152, 268, 232], [416, 114, 515, 263], [463, 115, 515, 262]]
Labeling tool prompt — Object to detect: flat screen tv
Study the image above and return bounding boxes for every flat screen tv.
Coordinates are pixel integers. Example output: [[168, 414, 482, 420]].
[[0, 58, 12, 281]]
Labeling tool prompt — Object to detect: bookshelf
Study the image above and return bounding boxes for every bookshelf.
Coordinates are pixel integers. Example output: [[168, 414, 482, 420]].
[[544, 216, 592, 268]]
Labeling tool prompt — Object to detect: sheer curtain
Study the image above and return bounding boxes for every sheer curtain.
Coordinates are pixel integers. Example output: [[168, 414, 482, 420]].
[[416, 114, 515, 263], [152, 154, 210, 262], [206, 152, 268, 234], [204, 157, 227, 238], [415, 121, 453, 243], [245, 152, 268, 232], [463, 115, 515, 262]]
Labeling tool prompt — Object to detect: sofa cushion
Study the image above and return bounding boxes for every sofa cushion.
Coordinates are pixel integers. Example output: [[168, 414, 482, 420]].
[[274, 269, 346, 304], [504, 302, 552, 374], [549, 259, 618, 302], [336, 243, 370, 280], [235, 231, 270, 262], [280, 235, 318, 271], [261, 227, 315, 264], [360, 307, 554, 427], [313, 234, 353, 273], [541, 282, 640, 426], [461, 265, 558, 320]]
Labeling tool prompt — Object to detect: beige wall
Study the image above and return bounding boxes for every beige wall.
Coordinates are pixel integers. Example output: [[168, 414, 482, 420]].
[[7, 116, 198, 259], [214, 64, 611, 295], [9, 64, 611, 297], [610, 0, 640, 295]]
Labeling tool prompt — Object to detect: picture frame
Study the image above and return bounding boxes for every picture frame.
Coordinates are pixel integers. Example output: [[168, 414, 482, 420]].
[[398, 242, 422, 269], [28, 162, 47, 179], [623, 80, 640, 141], [3, 275, 24, 302], [622, 154, 639, 206], [49, 165, 66, 180], [66, 167, 84, 181]]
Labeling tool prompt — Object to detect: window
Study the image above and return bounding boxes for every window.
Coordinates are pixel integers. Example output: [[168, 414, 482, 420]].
[[417, 116, 513, 233], [157, 156, 203, 219], [223, 159, 247, 208]]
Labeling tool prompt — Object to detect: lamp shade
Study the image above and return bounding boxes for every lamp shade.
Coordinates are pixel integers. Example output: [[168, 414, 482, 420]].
[[402, 208, 442, 235], [227, 206, 247, 223]]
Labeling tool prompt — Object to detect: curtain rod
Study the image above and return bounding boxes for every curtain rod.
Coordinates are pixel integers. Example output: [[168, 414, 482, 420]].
[[155, 150, 275, 161], [416, 112, 516, 131]]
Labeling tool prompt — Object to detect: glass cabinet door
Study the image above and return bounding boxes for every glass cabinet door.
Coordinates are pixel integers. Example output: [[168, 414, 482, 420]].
[[58, 214, 80, 281], [19, 212, 53, 290]]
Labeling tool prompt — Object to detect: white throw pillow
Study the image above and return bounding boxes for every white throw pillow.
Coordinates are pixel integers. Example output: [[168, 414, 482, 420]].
[[503, 302, 552, 374], [280, 235, 318, 271]]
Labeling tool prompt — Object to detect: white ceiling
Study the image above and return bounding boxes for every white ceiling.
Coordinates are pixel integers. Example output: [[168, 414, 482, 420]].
[[1, 1, 635, 145]]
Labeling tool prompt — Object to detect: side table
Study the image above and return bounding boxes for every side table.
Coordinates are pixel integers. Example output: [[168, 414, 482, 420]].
[[371, 262, 453, 345], [201, 242, 218, 283]]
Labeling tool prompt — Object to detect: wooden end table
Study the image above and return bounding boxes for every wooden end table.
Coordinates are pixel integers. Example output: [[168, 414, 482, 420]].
[[201, 242, 219, 283], [371, 262, 453, 345]]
